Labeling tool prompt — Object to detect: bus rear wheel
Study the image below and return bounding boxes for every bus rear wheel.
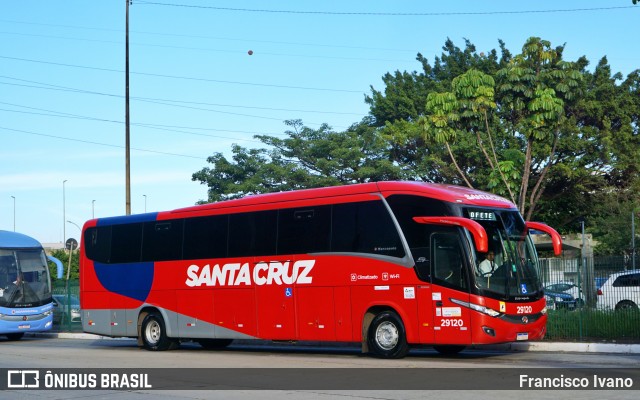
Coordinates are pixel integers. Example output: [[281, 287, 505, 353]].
[[367, 310, 409, 359], [140, 312, 178, 351]]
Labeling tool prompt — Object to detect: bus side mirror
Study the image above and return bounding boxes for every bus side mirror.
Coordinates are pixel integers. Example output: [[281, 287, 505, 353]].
[[413, 216, 488, 253], [525, 221, 562, 256]]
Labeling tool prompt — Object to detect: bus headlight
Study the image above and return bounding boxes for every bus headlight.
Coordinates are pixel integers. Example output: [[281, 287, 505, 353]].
[[468, 302, 500, 317]]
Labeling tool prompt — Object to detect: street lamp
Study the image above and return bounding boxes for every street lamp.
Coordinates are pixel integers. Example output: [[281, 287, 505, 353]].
[[143, 194, 147, 213], [92, 200, 96, 219], [63, 180, 67, 242], [10, 196, 15, 231], [67, 220, 81, 232]]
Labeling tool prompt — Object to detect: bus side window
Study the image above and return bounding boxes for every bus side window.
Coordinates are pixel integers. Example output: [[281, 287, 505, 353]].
[[110, 223, 143, 263], [277, 207, 331, 255], [84, 226, 112, 263], [141, 220, 184, 262], [331, 201, 404, 258], [431, 232, 467, 290], [228, 210, 277, 257]]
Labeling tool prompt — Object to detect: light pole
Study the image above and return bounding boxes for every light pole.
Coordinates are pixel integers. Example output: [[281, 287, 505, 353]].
[[63, 180, 67, 242], [125, 0, 131, 215], [143, 194, 147, 213], [92, 200, 96, 219], [65, 220, 81, 331], [10, 196, 15, 231]]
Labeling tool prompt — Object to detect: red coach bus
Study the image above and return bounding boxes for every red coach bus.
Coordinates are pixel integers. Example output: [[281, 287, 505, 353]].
[[80, 181, 561, 358]]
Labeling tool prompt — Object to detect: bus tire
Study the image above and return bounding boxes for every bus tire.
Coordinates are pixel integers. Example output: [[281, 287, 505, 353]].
[[367, 310, 409, 359], [6, 333, 24, 341], [198, 339, 234, 350], [140, 312, 178, 351], [433, 345, 465, 355]]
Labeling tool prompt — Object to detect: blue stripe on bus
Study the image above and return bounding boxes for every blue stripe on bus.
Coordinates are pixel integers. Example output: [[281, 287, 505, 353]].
[[94, 261, 154, 302], [96, 212, 159, 226]]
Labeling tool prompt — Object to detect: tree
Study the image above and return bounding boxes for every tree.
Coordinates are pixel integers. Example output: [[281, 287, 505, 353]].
[[192, 119, 406, 202], [194, 37, 640, 254], [48, 249, 79, 281]]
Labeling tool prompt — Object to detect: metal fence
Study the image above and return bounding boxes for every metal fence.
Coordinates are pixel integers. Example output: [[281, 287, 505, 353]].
[[51, 256, 640, 343], [540, 254, 640, 342], [51, 279, 82, 332]]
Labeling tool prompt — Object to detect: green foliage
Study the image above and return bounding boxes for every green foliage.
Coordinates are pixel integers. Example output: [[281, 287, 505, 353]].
[[193, 37, 640, 254], [192, 119, 407, 201], [48, 249, 79, 281]]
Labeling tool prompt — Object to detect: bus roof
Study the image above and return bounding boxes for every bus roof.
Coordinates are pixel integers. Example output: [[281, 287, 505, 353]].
[[170, 181, 515, 215], [0, 230, 43, 249]]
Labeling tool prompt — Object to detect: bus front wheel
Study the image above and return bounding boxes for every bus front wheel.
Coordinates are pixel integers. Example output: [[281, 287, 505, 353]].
[[6, 333, 24, 341], [140, 312, 178, 351], [367, 310, 409, 359]]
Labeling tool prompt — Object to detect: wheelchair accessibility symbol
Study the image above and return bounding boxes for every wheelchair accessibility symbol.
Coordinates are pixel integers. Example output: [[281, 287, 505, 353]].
[[285, 287, 292, 297]]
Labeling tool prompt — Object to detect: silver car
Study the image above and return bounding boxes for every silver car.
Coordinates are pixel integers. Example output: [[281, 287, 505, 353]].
[[52, 294, 81, 324]]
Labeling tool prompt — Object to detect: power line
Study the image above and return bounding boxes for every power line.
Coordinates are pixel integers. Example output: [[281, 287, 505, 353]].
[[0, 125, 205, 160], [0, 75, 362, 116], [0, 19, 417, 53], [0, 30, 415, 63], [0, 55, 364, 93], [136, 1, 637, 16]]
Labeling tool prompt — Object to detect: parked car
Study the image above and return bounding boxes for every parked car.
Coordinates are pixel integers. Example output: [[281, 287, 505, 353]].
[[544, 282, 585, 307], [596, 270, 640, 311], [52, 294, 81, 324], [544, 289, 577, 311]]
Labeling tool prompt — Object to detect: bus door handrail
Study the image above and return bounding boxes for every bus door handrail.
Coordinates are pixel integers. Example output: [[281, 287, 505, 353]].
[[525, 221, 563, 256], [413, 216, 488, 253]]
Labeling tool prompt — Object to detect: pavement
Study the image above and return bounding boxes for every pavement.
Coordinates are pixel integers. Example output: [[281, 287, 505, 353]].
[[25, 331, 640, 354]]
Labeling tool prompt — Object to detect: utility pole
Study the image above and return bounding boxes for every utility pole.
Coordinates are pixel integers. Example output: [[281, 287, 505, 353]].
[[633, 211, 636, 270], [125, 0, 131, 215]]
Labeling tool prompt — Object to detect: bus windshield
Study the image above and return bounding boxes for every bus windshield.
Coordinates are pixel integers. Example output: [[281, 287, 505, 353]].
[[465, 209, 542, 299], [0, 249, 52, 308]]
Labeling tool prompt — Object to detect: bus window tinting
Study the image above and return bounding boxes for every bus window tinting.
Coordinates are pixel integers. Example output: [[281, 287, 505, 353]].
[[278, 207, 331, 255], [332, 201, 404, 258], [142, 220, 184, 262], [432, 231, 467, 290], [110, 223, 143, 263], [228, 210, 277, 258], [183, 215, 228, 260], [84, 226, 111, 263], [84, 200, 406, 263], [386, 195, 449, 249]]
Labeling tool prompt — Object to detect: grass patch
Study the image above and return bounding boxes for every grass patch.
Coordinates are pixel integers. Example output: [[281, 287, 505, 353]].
[[544, 308, 640, 342]]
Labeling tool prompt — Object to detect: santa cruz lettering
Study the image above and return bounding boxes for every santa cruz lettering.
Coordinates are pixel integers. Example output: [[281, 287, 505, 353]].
[[185, 260, 315, 287]]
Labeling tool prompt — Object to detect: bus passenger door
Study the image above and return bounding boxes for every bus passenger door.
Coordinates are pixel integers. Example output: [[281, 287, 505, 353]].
[[254, 259, 296, 340], [430, 232, 472, 345], [413, 248, 435, 344]]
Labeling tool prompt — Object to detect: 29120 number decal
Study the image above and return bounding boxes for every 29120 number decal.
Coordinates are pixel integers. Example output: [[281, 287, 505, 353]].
[[440, 319, 464, 327], [517, 306, 532, 314]]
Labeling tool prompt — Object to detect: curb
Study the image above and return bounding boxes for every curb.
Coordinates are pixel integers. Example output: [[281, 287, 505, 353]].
[[25, 332, 640, 354]]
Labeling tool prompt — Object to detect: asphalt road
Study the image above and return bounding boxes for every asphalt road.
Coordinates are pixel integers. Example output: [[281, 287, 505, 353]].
[[0, 336, 638, 399]]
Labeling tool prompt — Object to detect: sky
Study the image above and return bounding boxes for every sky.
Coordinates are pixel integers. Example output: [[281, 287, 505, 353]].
[[0, 0, 638, 245]]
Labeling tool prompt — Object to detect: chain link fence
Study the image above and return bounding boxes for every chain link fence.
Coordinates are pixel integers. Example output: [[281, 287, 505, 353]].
[[540, 254, 640, 342], [51, 279, 82, 332]]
